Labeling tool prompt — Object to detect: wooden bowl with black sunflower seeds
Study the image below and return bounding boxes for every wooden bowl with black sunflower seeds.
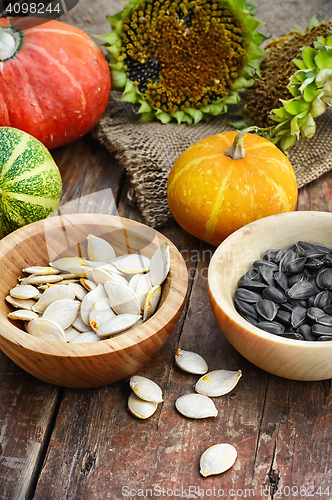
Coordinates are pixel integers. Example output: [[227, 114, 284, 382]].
[[208, 211, 332, 381]]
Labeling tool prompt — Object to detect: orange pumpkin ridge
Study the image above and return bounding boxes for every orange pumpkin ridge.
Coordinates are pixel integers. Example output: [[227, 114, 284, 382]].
[[167, 131, 298, 246]]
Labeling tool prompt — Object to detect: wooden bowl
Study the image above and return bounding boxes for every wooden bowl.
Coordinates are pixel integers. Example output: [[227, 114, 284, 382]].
[[208, 211, 332, 381], [0, 214, 188, 388]]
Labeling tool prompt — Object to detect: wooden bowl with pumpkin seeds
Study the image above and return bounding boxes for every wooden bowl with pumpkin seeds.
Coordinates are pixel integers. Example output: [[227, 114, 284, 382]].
[[208, 211, 332, 381], [0, 213, 188, 388]]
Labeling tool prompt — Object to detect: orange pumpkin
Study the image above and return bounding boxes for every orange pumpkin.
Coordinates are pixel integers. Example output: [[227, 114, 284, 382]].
[[167, 129, 298, 246]]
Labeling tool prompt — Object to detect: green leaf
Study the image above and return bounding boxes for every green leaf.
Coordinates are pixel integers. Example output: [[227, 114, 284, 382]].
[[315, 49, 332, 70], [138, 101, 152, 114], [120, 91, 138, 103], [284, 98, 310, 115], [232, 76, 254, 90], [279, 134, 297, 151], [171, 110, 185, 124], [186, 108, 204, 124], [293, 58, 307, 71], [303, 82, 319, 102], [310, 95, 328, 117], [308, 17, 320, 30], [111, 69, 127, 90], [94, 31, 120, 45], [301, 46, 316, 69], [300, 113, 316, 139]]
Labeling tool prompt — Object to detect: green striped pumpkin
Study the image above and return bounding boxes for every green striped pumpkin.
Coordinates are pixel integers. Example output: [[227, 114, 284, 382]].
[[0, 127, 62, 238]]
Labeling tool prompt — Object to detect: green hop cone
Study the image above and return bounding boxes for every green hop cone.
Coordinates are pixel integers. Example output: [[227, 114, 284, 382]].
[[243, 19, 332, 152], [95, 0, 265, 125]]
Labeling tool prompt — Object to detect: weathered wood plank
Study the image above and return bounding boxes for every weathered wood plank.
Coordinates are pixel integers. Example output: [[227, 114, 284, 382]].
[[0, 352, 61, 500]]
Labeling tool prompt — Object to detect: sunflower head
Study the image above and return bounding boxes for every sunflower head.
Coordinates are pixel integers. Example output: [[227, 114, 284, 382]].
[[96, 0, 265, 124], [242, 19, 332, 151]]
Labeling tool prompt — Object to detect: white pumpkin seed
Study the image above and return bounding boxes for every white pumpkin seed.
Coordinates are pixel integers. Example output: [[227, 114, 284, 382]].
[[32, 284, 76, 313], [150, 242, 170, 286], [22, 266, 60, 275], [10, 285, 40, 300], [27, 318, 67, 343], [8, 309, 39, 321], [113, 254, 150, 274], [129, 375, 163, 403], [67, 282, 88, 301], [104, 272, 129, 287], [72, 313, 93, 333], [6, 296, 36, 310], [50, 257, 87, 272], [200, 443, 237, 477], [70, 331, 100, 343], [80, 284, 108, 325], [64, 326, 82, 342], [42, 299, 80, 330], [175, 393, 218, 419], [89, 303, 116, 332], [80, 278, 97, 291], [195, 370, 242, 397], [128, 273, 143, 292], [105, 282, 140, 315], [19, 274, 64, 285], [91, 267, 114, 285], [174, 349, 209, 375], [143, 285, 161, 321], [96, 313, 141, 338], [128, 392, 158, 419], [136, 273, 152, 311], [87, 234, 116, 262]]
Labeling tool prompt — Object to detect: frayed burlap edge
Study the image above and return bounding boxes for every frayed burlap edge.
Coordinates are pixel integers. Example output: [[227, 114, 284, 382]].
[[94, 93, 332, 228]]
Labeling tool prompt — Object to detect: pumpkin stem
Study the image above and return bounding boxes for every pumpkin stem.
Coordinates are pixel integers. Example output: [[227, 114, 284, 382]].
[[0, 27, 23, 61], [224, 126, 261, 160]]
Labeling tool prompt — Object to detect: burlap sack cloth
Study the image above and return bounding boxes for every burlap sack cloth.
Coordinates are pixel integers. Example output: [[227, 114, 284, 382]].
[[61, 0, 332, 228]]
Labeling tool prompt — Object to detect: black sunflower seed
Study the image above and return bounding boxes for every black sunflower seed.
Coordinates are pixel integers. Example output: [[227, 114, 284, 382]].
[[234, 288, 261, 303], [314, 290, 332, 309], [259, 265, 276, 286], [291, 305, 307, 329], [275, 309, 292, 326], [234, 299, 259, 320], [316, 314, 332, 327], [307, 307, 325, 321], [256, 321, 285, 334], [288, 273, 305, 287], [255, 298, 277, 321], [316, 268, 332, 290], [285, 257, 307, 275], [297, 241, 321, 253], [279, 251, 299, 273], [311, 324, 332, 337], [238, 268, 261, 283], [263, 285, 286, 303], [275, 244, 298, 263], [274, 270, 288, 290], [279, 302, 296, 312], [323, 253, 332, 267], [297, 324, 316, 341], [253, 260, 278, 271], [324, 304, 332, 315], [305, 258, 325, 272], [316, 335, 332, 341], [243, 314, 258, 326], [238, 279, 267, 292], [312, 243, 332, 254], [262, 249, 279, 262], [287, 281, 316, 300]]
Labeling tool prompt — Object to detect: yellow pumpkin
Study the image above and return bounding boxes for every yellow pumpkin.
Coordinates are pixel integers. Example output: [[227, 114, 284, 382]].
[[167, 129, 298, 246]]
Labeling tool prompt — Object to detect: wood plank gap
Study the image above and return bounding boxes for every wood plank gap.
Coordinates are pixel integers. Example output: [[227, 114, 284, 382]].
[[251, 374, 270, 477], [25, 387, 65, 500]]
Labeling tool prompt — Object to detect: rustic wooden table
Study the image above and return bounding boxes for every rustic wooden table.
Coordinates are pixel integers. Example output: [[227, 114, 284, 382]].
[[1, 133, 332, 500]]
